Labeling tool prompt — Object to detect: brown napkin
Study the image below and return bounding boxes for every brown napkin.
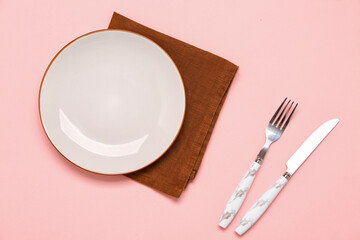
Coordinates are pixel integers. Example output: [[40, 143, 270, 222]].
[[109, 12, 238, 198]]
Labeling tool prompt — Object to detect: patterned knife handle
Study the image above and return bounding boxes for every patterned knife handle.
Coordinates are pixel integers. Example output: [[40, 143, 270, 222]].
[[219, 162, 260, 228], [235, 175, 288, 235]]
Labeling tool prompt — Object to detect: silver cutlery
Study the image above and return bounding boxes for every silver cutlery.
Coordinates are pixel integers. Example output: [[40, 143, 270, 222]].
[[219, 98, 297, 228], [235, 118, 339, 235]]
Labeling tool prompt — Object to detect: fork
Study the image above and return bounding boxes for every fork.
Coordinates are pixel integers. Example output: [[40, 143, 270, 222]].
[[219, 98, 297, 228]]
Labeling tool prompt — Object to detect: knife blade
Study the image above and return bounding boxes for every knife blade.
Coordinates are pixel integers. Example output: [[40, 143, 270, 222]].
[[235, 118, 339, 235]]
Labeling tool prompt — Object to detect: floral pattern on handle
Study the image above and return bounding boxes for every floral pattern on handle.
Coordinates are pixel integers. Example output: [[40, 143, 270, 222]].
[[235, 176, 288, 235], [219, 162, 260, 228]]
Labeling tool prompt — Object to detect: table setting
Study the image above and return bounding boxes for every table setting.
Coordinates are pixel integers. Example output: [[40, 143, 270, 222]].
[[1, 1, 359, 239]]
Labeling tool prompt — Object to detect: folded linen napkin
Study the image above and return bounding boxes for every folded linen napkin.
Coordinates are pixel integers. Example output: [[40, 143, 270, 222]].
[[109, 12, 238, 198]]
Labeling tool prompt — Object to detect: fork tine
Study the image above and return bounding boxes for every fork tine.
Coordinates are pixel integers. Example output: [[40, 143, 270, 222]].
[[270, 98, 287, 124], [274, 99, 291, 126], [281, 103, 298, 130], [278, 101, 294, 128]]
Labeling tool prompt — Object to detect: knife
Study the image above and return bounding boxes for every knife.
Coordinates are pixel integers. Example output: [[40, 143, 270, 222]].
[[235, 118, 339, 235]]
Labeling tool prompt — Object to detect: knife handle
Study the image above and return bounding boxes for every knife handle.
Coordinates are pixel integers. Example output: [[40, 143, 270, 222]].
[[235, 175, 288, 235], [219, 162, 260, 228]]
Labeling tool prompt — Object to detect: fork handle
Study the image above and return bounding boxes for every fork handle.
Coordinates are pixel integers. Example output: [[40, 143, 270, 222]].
[[235, 175, 288, 235], [219, 162, 260, 228]]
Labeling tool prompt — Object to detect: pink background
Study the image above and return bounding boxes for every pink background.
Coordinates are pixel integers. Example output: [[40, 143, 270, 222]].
[[1, 0, 359, 239]]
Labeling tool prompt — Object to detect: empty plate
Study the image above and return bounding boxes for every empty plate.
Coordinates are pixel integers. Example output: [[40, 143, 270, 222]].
[[39, 30, 186, 174]]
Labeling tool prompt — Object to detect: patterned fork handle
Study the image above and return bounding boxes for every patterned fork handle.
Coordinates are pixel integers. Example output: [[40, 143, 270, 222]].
[[235, 176, 288, 235], [219, 162, 260, 228]]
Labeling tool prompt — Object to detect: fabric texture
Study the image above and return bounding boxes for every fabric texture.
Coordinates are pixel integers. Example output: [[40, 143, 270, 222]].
[[109, 12, 238, 198]]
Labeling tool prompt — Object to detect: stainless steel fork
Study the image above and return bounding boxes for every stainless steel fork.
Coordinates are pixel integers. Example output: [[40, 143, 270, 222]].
[[219, 98, 297, 228]]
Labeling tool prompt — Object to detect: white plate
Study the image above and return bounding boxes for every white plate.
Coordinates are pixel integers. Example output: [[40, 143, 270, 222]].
[[39, 30, 186, 174]]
